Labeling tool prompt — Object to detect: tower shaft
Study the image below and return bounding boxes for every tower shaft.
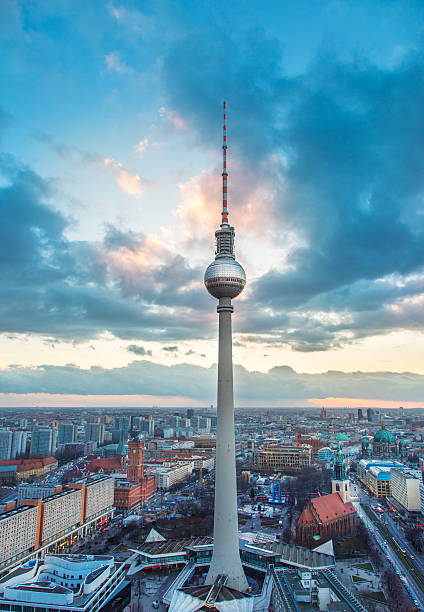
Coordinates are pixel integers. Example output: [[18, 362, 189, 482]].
[[206, 296, 248, 591]]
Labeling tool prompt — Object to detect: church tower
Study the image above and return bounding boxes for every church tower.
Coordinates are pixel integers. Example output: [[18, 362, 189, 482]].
[[332, 441, 350, 503]]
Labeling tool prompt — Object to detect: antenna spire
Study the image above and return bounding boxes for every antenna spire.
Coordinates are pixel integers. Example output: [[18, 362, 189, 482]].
[[222, 101, 229, 225]]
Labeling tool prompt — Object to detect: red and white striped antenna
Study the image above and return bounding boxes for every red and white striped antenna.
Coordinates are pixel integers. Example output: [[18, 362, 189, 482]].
[[221, 101, 229, 225]]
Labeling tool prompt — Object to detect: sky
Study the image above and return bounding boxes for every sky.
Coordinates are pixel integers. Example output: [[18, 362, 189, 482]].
[[1, 0, 424, 408]]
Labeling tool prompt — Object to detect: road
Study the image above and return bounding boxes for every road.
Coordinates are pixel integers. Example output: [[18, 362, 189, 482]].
[[351, 483, 424, 610]]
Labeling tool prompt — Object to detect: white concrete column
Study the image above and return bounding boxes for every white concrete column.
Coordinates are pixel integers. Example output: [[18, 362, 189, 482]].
[[206, 296, 248, 591]]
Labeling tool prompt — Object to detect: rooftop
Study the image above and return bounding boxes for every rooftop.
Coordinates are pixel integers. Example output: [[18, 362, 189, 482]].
[[266, 541, 335, 570], [136, 536, 212, 556]]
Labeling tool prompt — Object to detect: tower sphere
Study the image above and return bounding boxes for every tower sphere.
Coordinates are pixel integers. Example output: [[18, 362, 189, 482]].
[[204, 256, 246, 299]]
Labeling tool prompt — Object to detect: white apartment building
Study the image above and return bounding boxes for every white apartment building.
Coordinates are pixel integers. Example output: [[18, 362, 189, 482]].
[[147, 462, 193, 490], [0, 506, 39, 568], [0, 476, 115, 578], [391, 468, 422, 516], [42, 488, 83, 544], [84, 475, 114, 521]]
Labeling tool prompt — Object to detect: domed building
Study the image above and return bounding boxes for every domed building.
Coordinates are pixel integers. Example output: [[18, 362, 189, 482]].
[[372, 421, 400, 458]]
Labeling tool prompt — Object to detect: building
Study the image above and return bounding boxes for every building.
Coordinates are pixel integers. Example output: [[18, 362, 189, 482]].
[[30, 425, 57, 457], [253, 444, 312, 472], [0, 430, 12, 460], [146, 462, 193, 490], [57, 441, 96, 459], [113, 477, 156, 514], [297, 443, 357, 546], [57, 422, 77, 445], [271, 567, 368, 612], [367, 408, 382, 423], [84, 422, 105, 445], [0, 475, 114, 576], [357, 459, 407, 497], [111, 437, 156, 513], [0, 554, 127, 612], [140, 416, 155, 435], [390, 469, 422, 517], [0, 456, 57, 482], [11, 430, 29, 458], [372, 421, 399, 458], [17, 483, 62, 505], [127, 438, 144, 482], [317, 447, 334, 464], [0, 429, 28, 460]]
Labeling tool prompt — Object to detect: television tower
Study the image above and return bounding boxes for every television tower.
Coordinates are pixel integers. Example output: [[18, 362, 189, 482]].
[[204, 102, 248, 591]]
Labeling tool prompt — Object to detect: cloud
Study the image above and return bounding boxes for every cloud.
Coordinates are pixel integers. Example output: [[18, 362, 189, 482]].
[[134, 138, 163, 157], [0, 360, 422, 403], [158, 106, 185, 129], [103, 157, 145, 196], [134, 138, 149, 155], [0, 156, 209, 342], [105, 51, 132, 74], [127, 344, 152, 356], [159, 29, 424, 351]]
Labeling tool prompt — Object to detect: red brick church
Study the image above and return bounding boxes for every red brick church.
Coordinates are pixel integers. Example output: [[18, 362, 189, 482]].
[[296, 442, 357, 546]]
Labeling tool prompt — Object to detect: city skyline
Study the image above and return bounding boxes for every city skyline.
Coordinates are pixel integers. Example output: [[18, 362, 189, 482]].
[[2, 1, 424, 407]]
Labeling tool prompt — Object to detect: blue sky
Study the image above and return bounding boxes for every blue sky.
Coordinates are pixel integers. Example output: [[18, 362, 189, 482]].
[[1, 0, 424, 407]]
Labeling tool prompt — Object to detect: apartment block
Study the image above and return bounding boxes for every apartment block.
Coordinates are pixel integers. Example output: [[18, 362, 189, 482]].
[[0, 476, 114, 577], [390, 469, 422, 517]]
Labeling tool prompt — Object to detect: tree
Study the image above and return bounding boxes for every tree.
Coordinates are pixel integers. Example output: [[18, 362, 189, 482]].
[[282, 527, 291, 544], [405, 527, 424, 552], [382, 569, 408, 610]]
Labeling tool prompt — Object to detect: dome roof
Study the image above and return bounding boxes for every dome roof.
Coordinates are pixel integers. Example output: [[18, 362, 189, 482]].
[[374, 425, 395, 444]]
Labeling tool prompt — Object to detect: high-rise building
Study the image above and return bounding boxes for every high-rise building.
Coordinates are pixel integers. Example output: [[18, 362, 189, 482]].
[[11, 430, 29, 458], [187, 408, 194, 420], [57, 422, 77, 445], [0, 430, 13, 460], [203, 101, 247, 591], [84, 422, 105, 445], [140, 417, 155, 435], [30, 426, 56, 457]]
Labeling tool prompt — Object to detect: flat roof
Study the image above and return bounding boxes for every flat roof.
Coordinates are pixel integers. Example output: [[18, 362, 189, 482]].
[[136, 536, 212, 556], [266, 541, 335, 570]]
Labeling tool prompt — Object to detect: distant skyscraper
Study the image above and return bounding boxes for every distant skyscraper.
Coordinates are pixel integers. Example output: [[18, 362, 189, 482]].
[[57, 422, 76, 445], [0, 430, 13, 460], [203, 102, 247, 591], [140, 417, 155, 435], [11, 431, 29, 458], [358, 408, 364, 421], [84, 422, 105, 445], [186, 408, 194, 420], [30, 426, 56, 457]]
